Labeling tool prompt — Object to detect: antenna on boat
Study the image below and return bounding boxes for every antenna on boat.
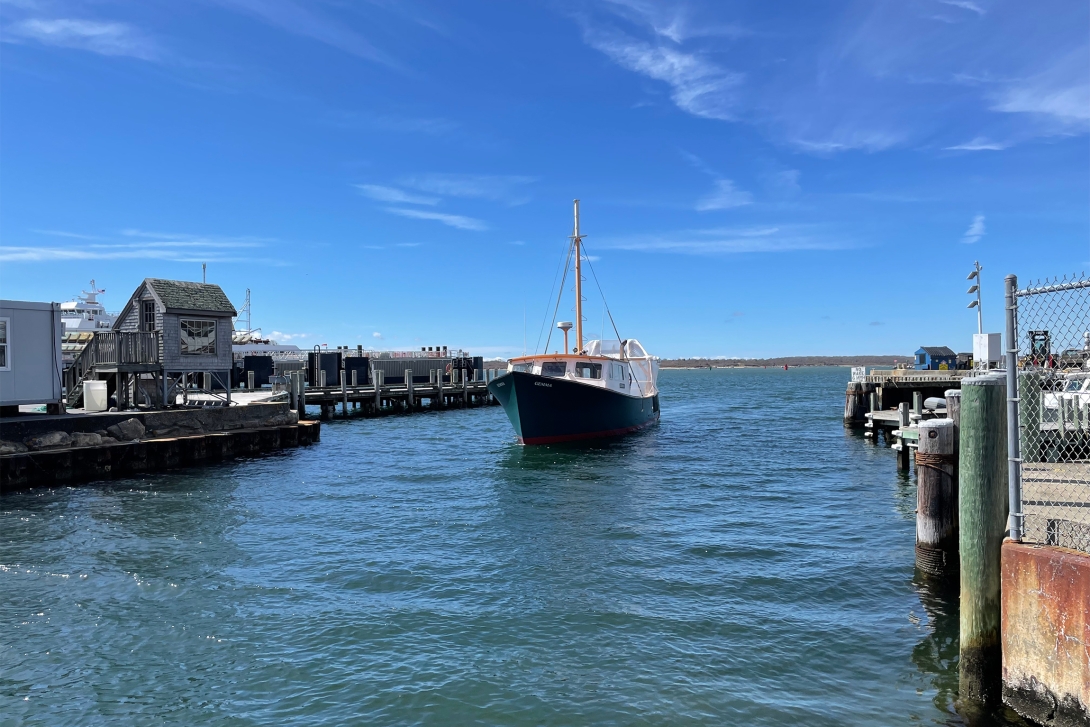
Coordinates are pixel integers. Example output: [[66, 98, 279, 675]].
[[573, 199, 584, 353]]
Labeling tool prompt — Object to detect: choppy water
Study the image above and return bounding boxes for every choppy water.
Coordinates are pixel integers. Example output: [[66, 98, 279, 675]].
[[2, 368, 1030, 725]]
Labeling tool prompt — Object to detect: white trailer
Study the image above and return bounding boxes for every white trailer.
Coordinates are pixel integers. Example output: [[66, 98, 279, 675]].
[[0, 300, 64, 414]]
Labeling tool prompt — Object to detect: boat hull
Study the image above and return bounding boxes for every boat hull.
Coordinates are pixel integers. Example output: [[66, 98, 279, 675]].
[[488, 371, 659, 444]]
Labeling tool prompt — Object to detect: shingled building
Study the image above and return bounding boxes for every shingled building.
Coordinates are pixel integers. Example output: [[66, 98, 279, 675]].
[[115, 278, 237, 402]]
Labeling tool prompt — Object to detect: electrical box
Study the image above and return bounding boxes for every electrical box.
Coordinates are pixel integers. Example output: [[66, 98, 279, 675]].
[[973, 333, 1002, 366]]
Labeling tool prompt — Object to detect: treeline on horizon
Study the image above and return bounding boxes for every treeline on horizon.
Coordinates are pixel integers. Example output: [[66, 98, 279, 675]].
[[658, 355, 911, 368]]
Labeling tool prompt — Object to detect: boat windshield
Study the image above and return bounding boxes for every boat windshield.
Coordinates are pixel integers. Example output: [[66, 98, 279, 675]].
[[575, 362, 602, 379], [541, 361, 567, 377], [511, 362, 533, 373]]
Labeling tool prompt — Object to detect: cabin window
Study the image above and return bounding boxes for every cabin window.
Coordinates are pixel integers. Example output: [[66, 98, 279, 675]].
[[575, 362, 602, 379], [0, 318, 8, 370], [511, 362, 533, 373], [180, 319, 216, 355], [541, 361, 567, 377], [611, 363, 624, 380], [141, 300, 156, 332]]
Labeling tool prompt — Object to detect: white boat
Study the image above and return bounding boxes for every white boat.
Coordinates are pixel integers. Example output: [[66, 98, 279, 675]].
[[59, 280, 116, 332]]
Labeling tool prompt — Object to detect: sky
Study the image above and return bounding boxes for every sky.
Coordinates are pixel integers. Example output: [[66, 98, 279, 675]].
[[1, 0, 1087, 359]]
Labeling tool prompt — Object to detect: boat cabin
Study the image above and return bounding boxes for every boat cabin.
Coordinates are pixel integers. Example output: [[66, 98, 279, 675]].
[[507, 339, 658, 396]]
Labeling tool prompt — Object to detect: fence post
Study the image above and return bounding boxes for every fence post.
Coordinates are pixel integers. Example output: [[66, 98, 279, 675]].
[[1004, 274, 1022, 542], [958, 373, 1008, 706]]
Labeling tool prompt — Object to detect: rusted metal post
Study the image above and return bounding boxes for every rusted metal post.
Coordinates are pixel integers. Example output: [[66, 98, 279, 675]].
[[958, 373, 1008, 706]]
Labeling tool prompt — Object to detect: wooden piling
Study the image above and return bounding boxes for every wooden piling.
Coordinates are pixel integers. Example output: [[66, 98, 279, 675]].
[[958, 374, 1008, 706], [247, 370, 255, 390], [915, 418, 958, 578], [405, 368, 414, 411], [374, 369, 382, 412], [844, 381, 866, 427], [298, 374, 307, 419], [340, 370, 348, 417], [897, 403, 911, 469]]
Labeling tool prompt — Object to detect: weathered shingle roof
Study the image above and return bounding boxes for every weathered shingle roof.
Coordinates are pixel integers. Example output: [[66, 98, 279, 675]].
[[145, 279, 236, 314], [918, 346, 956, 356]]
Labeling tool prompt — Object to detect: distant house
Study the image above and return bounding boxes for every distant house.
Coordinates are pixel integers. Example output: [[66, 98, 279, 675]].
[[915, 346, 957, 371], [115, 279, 237, 396]]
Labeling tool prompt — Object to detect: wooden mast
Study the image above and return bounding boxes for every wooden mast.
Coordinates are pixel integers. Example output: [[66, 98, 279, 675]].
[[573, 199, 583, 353]]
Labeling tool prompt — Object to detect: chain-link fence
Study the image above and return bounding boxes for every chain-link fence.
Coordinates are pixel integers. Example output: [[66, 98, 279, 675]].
[[1008, 273, 1090, 554]]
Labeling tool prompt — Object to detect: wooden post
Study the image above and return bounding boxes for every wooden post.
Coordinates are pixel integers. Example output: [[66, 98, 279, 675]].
[[945, 389, 961, 450], [299, 374, 307, 419], [912, 390, 923, 419], [915, 418, 958, 579], [374, 369, 382, 412], [461, 366, 468, 407], [405, 368, 414, 411], [437, 368, 445, 408], [844, 381, 866, 427], [340, 370, 348, 417], [247, 370, 255, 391], [319, 369, 326, 388], [351, 369, 358, 386], [958, 374, 1008, 706], [897, 402, 911, 469]]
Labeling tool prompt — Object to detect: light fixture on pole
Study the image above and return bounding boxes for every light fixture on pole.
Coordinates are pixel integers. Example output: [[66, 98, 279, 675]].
[[966, 261, 983, 335]]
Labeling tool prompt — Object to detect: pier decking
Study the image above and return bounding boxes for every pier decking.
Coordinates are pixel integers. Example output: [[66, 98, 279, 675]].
[[291, 377, 498, 420]]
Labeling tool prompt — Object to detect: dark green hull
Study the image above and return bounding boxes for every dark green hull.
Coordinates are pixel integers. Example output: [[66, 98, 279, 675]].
[[488, 371, 659, 444]]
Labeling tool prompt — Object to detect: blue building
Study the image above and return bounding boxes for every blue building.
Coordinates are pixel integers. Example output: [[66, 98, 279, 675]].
[[915, 346, 957, 371]]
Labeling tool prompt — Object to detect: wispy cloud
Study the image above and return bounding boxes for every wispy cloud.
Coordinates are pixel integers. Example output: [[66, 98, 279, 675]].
[[1, 230, 271, 262], [991, 50, 1090, 126], [214, 0, 397, 67], [696, 179, 753, 211], [4, 18, 158, 60], [600, 0, 748, 43], [582, 26, 741, 121], [355, 184, 438, 205], [938, 0, 985, 16], [961, 214, 986, 244], [399, 173, 535, 203], [270, 331, 310, 342], [945, 136, 1009, 151], [384, 208, 488, 231], [598, 225, 851, 255], [31, 229, 104, 240]]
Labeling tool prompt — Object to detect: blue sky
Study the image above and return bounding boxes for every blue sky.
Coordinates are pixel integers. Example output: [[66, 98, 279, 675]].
[[1, 0, 1087, 358]]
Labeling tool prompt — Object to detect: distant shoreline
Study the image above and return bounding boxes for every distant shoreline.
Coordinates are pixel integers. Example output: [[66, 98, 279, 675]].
[[658, 355, 910, 369]]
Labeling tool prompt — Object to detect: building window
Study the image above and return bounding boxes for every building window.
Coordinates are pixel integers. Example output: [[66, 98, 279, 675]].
[[180, 319, 216, 355], [141, 300, 156, 332], [0, 317, 9, 370]]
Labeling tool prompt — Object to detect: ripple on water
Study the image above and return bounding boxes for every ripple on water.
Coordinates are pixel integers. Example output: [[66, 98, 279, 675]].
[[0, 369, 1032, 726]]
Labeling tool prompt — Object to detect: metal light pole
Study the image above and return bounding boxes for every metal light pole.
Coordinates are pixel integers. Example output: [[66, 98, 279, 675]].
[[967, 261, 983, 334]]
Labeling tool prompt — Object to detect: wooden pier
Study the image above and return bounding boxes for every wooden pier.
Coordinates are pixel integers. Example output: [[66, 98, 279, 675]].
[[293, 372, 498, 420]]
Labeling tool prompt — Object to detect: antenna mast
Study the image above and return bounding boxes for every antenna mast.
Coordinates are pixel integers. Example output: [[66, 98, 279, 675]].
[[573, 199, 583, 353]]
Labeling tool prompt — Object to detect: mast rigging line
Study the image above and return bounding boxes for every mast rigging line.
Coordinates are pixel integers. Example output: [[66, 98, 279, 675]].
[[542, 238, 576, 355], [534, 239, 574, 355]]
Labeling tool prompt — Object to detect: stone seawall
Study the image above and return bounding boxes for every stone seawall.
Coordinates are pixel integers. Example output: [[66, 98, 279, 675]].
[[0, 403, 298, 442], [0, 420, 320, 493]]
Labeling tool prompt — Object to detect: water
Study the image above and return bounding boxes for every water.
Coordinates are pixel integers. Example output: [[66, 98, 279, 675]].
[[1, 368, 1030, 725]]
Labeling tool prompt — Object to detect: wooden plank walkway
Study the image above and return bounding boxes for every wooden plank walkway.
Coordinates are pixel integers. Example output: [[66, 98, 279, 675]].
[[296, 380, 497, 419]]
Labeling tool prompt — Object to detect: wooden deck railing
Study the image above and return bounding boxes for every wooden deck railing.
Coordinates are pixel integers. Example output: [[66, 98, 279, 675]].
[[65, 331, 160, 392]]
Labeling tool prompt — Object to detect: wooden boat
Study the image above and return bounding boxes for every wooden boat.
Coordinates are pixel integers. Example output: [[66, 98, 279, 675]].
[[488, 201, 660, 444]]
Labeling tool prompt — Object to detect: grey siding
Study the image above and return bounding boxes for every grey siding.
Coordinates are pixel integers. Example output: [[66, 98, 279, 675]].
[[0, 301, 63, 406], [161, 312, 233, 372]]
